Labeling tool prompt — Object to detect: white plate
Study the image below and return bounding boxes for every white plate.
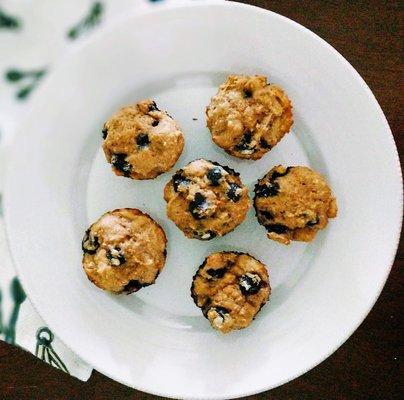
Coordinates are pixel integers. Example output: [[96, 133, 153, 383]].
[[4, 2, 402, 399]]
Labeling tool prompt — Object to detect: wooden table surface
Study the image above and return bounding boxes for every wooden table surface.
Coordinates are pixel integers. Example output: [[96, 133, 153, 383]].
[[0, 1, 402, 399]]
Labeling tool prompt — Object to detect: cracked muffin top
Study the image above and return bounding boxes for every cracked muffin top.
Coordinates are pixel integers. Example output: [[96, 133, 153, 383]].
[[191, 251, 270, 333], [206, 74, 293, 160], [82, 208, 167, 294], [102, 100, 184, 180], [164, 159, 250, 240], [254, 165, 337, 244]]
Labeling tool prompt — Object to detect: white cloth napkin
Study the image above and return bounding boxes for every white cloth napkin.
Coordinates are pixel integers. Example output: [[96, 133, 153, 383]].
[[0, 0, 189, 381]]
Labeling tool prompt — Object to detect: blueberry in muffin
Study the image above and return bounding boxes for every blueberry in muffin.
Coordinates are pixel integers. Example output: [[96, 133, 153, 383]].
[[163, 159, 250, 240], [254, 165, 337, 244], [191, 251, 270, 333], [82, 208, 167, 294], [206, 74, 293, 160], [102, 100, 184, 179]]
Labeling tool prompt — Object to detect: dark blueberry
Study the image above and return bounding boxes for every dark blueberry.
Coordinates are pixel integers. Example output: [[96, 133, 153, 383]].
[[271, 167, 292, 181], [223, 166, 239, 176], [102, 127, 108, 139], [189, 192, 208, 219], [243, 89, 252, 98], [82, 229, 99, 254], [260, 210, 274, 220], [122, 280, 143, 294], [254, 182, 280, 197], [235, 132, 253, 152], [193, 230, 216, 240], [208, 306, 230, 325], [204, 230, 217, 240], [207, 167, 222, 186], [111, 153, 132, 177], [106, 247, 126, 266], [204, 306, 229, 321], [163, 248, 167, 257], [172, 171, 190, 192], [201, 299, 212, 317], [241, 132, 252, 145], [259, 137, 271, 149], [227, 183, 241, 202], [239, 273, 262, 295], [215, 306, 229, 316], [206, 268, 226, 280], [257, 210, 274, 225], [136, 133, 150, 148], [306, 217, 320, 227], [151, 119, 159, 127], [148, 101, 159, 112], [264, 224, 289, 234], [210, 161, 239, 177]]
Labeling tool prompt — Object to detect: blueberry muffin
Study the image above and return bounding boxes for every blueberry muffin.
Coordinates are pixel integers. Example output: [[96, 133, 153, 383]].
[[191, 252, 270, 333], [82, 208, 167, 294], [206, 74, 293, 160], [254, 165, 338, 244], [163, 159, 250, 240], [102, 100, 184, 180]]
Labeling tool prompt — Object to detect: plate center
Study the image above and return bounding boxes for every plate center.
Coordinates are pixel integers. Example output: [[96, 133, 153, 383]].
[[85, 72, 319, 328]]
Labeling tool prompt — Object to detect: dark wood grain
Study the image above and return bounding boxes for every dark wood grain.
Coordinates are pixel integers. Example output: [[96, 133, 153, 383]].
[[0, 1, 402, 399]]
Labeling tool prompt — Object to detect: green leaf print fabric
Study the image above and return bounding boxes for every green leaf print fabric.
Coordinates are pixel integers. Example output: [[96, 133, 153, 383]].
[[0, 0, 184, 381]]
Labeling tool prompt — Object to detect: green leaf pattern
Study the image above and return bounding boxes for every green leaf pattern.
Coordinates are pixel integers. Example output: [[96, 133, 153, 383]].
[[67, 2, 104, 40], [0, 6, 21, 30], [0, 0, 168, 376], [3, 2, 105, 101], [5, 68, 47, 101], [0, 1, 108, 376], [0, 278, 26, 345]]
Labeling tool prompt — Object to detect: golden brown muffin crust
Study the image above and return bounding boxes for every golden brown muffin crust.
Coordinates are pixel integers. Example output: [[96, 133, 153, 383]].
[[102, 100, 184, 179], [254, 165, 337, 244], [82, 208, 167, 294], [191, 252, 270, 333], [164, 159, 250, 240], [206, 75, 293, 160]]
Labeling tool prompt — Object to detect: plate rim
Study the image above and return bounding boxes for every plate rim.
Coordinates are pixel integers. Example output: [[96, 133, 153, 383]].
[[3, 1, 403, 399]]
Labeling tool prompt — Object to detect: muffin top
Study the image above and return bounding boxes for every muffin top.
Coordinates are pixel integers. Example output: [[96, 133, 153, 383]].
[[191, 251, 270, 333], [102, 100, 184, 179], [206, 74, 293, 159], [82, 208, 167, 294], [254, 165, 337, 244], [164, 159, 250, 240]]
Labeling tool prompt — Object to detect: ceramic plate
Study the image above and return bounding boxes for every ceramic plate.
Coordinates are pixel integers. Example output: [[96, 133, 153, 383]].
[[4, 2, 402, 399]]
